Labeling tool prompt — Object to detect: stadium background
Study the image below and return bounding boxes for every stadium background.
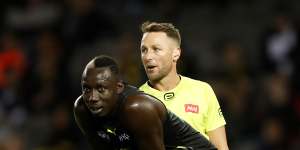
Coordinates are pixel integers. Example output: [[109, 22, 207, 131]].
[[0, 0, 299, 149]]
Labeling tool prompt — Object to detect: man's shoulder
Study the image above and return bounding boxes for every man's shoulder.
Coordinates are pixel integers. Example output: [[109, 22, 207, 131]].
[[139, 82, 150, 90], [124, 93, 162, 111], [123, 93, 165, 118], [181, 76, 211, 89], [121, 94, 166, 129]]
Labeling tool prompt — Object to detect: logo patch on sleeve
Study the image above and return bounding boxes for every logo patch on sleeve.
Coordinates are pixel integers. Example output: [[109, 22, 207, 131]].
[[184, 104, 199, 113], [218, 108, 224, 117]]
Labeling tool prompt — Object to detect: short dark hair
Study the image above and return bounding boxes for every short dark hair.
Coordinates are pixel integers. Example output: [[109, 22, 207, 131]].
[[93, 55, 119, 75], [141, 21, 181, 46]]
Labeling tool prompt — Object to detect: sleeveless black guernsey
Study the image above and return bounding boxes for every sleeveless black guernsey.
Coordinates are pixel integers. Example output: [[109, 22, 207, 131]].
[[88, 85, 216, 150]]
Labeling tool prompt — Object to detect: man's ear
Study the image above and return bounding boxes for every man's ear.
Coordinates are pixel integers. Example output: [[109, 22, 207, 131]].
[[172, 47, 181, 62], [117, 81, 125, 94]]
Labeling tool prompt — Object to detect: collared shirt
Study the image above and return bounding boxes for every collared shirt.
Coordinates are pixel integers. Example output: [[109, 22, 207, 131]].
[[140, 76, 226, 139]]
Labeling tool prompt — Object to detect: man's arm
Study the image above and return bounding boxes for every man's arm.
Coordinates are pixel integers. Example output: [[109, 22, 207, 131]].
[[73, 96, 113, 150], [122, 95, 166, 150], [207, 126, 229, 150], [204, 83, 229, 150]]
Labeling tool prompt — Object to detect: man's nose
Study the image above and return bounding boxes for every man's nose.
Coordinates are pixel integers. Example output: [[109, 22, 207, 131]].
[[143, 50, 154, 61], [88, 89, 99, 103]]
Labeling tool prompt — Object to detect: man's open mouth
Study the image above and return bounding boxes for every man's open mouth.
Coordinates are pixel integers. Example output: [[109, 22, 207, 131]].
[[89, 106, 103, 114], [146, 65, 156, 70]]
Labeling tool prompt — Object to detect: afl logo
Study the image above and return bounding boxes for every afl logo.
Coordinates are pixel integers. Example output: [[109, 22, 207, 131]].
[[164, 92, 174, 100]]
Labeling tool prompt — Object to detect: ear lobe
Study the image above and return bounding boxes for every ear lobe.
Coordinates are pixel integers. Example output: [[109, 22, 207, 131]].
[[117, 81, 125, 94]]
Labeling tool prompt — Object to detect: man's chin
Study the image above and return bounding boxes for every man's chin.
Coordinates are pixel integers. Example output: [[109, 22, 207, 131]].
[[90, 108, 106, 117], [147, 74, 163, 82], [147, 74, 158, 81], [92, 112, 106, 117]]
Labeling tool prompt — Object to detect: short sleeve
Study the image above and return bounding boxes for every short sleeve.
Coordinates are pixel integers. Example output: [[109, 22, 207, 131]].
[[205, 84, 226, 131]]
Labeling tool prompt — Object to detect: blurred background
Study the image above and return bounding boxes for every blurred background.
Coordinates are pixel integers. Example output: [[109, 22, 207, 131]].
[[0, 0, 299, 149]]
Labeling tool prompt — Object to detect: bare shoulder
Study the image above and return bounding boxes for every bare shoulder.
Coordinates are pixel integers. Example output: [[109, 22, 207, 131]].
[[120, 93, 166, 127], [124, 94, 164, 114]]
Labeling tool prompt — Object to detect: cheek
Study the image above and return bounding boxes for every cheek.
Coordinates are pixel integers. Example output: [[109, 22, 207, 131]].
[[82, 93, 88, 99], [159, 53, 172, 64], [82, 95, 89, 105], [101, 91, 114, 101], [105, 94, 118, 108], [141, 55, 147, 64], [141, 57, 146, 64]]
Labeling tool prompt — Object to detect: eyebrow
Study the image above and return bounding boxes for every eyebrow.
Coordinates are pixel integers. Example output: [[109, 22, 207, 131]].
[[152, 44, 162, 48], [81, 80, 109, 88], [96, 76, 112, 82]]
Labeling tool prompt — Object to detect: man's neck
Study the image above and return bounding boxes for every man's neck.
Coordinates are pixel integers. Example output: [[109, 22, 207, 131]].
[[149, 74, 181, 92]]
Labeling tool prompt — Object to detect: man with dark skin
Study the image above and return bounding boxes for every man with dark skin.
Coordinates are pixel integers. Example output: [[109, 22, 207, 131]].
[[73, 55, 216, 150]]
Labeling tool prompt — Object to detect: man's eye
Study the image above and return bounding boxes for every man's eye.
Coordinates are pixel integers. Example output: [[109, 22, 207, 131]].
[[97, 87, 105, 93], [82, 87, 90, 93], [141, 47, 147, 53], [154, 48, 161, 51]]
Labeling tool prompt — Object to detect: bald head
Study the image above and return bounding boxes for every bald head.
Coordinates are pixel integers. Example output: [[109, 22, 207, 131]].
[[80, 55, 124, 117], [84, 55, 119, 75]]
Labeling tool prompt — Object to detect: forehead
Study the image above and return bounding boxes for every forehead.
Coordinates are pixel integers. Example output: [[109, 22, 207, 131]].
[[141, 32, 168, 42], [82, 67, 114, 82], [141, 32, 176, 46]]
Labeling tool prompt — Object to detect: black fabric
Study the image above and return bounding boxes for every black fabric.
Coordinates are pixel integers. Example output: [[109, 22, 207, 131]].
[[88, 84, 216, 150], [164, 110, 216, 150]]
